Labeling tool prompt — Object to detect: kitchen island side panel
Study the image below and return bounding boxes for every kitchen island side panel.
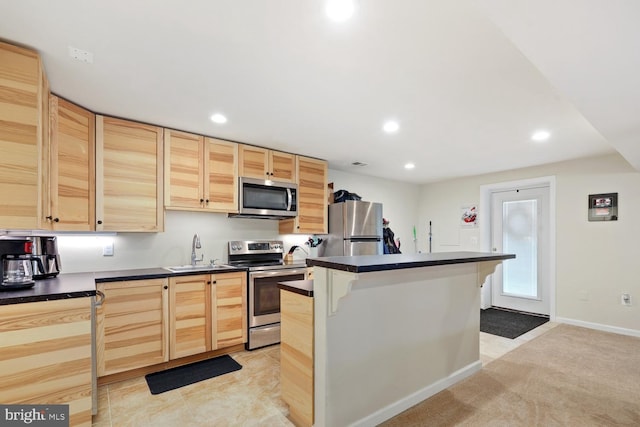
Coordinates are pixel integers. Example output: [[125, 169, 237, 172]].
[[313, 264, 482, 427]]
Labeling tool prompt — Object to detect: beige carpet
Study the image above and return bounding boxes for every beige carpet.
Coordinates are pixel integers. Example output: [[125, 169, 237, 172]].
[[381, 324, 640, 426]]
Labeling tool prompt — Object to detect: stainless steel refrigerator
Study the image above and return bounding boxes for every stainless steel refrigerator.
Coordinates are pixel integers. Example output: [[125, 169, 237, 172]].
[[323, 201, 383, 256]]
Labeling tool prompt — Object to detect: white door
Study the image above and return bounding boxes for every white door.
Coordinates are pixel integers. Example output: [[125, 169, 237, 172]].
[[491, 186, 550, 315]]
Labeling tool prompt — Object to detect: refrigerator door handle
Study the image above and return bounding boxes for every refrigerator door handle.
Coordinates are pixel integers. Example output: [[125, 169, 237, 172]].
[[347, 236, 382, 241]]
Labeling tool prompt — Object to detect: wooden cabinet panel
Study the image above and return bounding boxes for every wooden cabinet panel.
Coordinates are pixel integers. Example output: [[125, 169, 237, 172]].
[[169, 274, 211, 359], [271, 150, 296, 182], [165, 132, 238, 212], [239, 144, 295, 182], [169, 272, 246, 358], [238, 144, 269, 179], [97, 279, 169, 377], [96, 116, 164, 232], [164, 129, 204, 209], [296, 156, 328, 233], [211, 271, 246, 349], [280, 156, 328, 234], [281, 290, 314, 427], [205, 137, 238, 212], [0, 41, 46, 229], [47, 95, 95, 231], [0, 298, 92, 427]]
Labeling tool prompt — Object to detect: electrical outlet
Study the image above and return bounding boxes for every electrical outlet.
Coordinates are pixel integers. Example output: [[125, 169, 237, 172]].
[[103, 242, 114, 256], [621, 293, 632, 306]]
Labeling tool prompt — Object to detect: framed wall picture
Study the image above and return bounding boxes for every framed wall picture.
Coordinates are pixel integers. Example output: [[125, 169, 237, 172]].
[[588, 193, 618, 221], [460, 205, 478, 227]]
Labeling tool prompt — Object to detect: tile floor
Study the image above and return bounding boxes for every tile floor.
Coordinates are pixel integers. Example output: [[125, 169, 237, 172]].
[[92, 321, 559, 427]]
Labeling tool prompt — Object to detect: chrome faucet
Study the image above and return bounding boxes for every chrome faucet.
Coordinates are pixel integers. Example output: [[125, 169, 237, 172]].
[[191, 233, 204, 266]]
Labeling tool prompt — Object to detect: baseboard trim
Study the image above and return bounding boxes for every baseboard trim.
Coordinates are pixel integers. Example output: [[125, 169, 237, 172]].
[[351, 360, 482, 427], [556, 317, 640, 338]]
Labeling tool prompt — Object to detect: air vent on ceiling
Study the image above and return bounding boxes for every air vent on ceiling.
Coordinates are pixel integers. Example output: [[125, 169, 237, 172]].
[[68, 46, 94, 64], [351, 161, 368, 167]]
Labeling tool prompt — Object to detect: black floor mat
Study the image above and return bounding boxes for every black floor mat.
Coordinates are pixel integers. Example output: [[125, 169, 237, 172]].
[[145, 354, 242, 394], [480, 307, 549, 339]]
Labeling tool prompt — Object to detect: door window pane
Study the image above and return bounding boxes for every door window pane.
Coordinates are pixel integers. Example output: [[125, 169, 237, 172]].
[[502, 199, 538, 299]]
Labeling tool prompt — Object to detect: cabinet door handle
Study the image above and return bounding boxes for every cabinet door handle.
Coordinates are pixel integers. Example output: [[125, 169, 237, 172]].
[[213, 280, 217, 284], [46, 216, 53, 221], [97, 220, 103, 225], [205, 199, 209, 204], [53, 217, 60, 222], [95, 290, 106, 307], [200, 198, 204, 203], [207, 281, 211, 285], [164, 285, 168, 290]]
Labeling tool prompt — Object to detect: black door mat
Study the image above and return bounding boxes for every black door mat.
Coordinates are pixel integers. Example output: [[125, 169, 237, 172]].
[[145, 354, 242, 394], [480, 307, 549, 339]]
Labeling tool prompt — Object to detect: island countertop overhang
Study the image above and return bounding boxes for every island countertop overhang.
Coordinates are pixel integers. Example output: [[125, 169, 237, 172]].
[[305, 251, 515, 273]]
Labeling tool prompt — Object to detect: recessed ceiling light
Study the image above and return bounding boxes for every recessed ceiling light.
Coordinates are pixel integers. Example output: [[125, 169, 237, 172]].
[[326, 0, 356, 22], [531, 130, 550, 141], [383, 120, 399, 133], [404, 163, 415, 170], [210, 113, 227, 124]]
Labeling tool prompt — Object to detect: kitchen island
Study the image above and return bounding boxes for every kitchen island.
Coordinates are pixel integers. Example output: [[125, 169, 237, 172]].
[[304, 251, 514, 427]]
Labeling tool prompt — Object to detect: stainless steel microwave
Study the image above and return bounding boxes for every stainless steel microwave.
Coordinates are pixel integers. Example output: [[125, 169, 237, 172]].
[[230, 177, 298, 219]]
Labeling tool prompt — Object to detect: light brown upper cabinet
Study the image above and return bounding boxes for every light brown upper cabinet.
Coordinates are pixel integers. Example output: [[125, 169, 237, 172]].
[[46, 95, 95, 231], [239, 144, 296, 183], [0, 41, 48, 229], [95, 116, 164, 232], [280, 156, 328, 235], [164, 129, 238, 212]]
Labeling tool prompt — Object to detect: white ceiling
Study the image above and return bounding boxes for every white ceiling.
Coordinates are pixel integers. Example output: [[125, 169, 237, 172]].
[[0, 0, 636, 184]]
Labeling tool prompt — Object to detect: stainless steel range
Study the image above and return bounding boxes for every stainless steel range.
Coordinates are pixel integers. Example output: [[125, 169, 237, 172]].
[[228, 240, 307, 350]]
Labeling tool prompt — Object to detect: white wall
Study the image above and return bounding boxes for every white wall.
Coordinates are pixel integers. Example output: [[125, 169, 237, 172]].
[[57, 211, 279, 273], [419, 153, 640, 334], [329, 169, 421, 254]]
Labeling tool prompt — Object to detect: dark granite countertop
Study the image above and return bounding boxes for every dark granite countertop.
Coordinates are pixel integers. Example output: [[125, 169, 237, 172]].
[[0, 266, 249, 306], [278, 279, 313, 297], [0, 272, 96, 305], [306, 251, 515, 273], [94, 266, 247, 282], [94, 268, 174, 282]]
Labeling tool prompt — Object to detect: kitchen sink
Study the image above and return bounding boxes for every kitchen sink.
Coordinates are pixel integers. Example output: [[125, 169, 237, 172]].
[[164, 264, 236, 273]]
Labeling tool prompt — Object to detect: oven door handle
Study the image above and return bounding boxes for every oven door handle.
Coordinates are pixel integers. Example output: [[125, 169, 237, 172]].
[[249, 268, 308, 279]]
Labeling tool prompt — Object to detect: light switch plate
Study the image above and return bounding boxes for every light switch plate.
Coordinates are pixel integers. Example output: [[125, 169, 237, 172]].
[[103, 242, 114, 256]]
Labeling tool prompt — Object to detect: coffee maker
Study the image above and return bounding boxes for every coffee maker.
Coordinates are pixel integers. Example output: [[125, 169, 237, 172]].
[[29, 236, 61, 279], [0, 237, 39, 290]]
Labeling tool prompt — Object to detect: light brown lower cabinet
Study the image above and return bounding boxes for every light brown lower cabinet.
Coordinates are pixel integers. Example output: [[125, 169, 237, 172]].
[[280, 290, 314, 427], [0, 297, 93, 427], [213, 271, 248, 349], [169, 271, 247, 359], [97, 272, 247, 376], [96, 278, 169, 377], [169, 274, 209, 359]]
